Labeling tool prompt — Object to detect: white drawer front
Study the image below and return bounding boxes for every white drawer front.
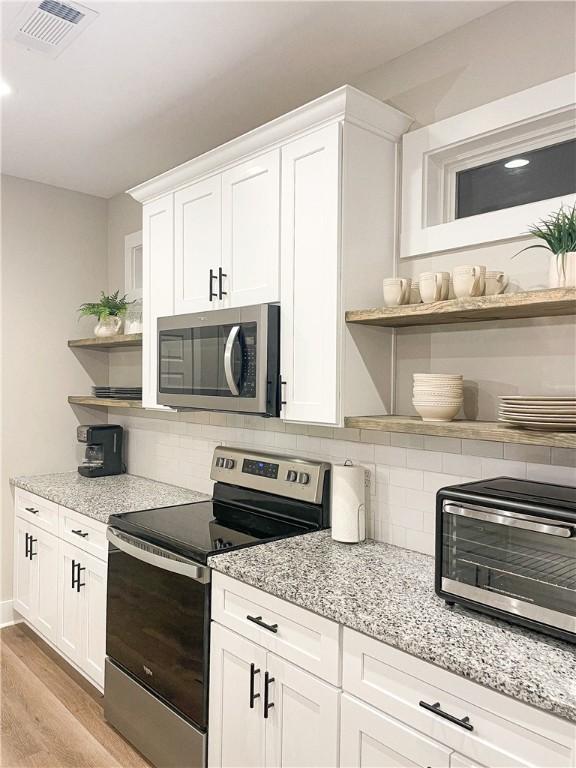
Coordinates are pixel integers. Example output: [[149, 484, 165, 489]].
[[59, 506, 108, 561], [343, 629, 574, 768], [212, 572, 340, 685], [15, 489, 58, 535]]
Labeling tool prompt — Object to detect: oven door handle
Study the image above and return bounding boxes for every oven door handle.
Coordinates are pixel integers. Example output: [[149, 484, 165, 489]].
[[224, 325, 241, 396], [106, 527, 210, 583], [443, 503, 574, 538]]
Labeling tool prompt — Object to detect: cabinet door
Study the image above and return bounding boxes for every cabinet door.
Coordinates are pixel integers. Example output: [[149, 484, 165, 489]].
[[142, 194, 174, 409], [209, 622, 266, 768], [174, 176, 221, 314], [450, 754, 486, 768], [81, 553, 107, 688], [340, 694, 452, 768], [221, 150, 280, 308], [265, 653, 340, 768], [280, 124, 341, 425], [57, 542, 84, 667], [32, 525, 59, 643], [13, 517, 34, 619]]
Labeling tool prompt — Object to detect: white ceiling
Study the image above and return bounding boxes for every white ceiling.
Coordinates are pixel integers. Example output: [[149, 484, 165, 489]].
[[1, 0, 504, 198]]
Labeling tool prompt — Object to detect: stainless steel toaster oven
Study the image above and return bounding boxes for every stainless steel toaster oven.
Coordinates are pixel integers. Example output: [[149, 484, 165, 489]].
[[436, 477, 575, 642]]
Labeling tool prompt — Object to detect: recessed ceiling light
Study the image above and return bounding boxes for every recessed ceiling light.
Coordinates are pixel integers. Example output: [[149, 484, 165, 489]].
[[0, 80, 12, 97], [504, 158, 529, 169]]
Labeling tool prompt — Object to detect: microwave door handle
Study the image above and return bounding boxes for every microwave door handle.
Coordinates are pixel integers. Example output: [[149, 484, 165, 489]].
[[443, 503, 574, 538], [224, 325, 241, 396]]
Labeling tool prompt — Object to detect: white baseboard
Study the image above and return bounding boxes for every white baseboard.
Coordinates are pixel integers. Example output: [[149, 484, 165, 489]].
[[0, 599, 22, 628]]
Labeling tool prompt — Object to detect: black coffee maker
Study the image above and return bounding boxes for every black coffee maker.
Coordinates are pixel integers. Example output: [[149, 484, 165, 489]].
[[77, 425, 125, 477]]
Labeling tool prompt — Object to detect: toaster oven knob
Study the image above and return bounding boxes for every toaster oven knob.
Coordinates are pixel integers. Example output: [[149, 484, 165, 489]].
[[224, 458, 235, 470], [216, 457, 225, 468], [298, 472, 310, 485], [286, 470, 298, 482]]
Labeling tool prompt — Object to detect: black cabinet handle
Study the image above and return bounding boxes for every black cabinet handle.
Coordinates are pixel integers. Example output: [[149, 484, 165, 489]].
[[218, 267, 227, 299], [246, 615, 278, 634], [76, 565, 86, 592], [419, 701, 473, 731], [72, 529, 89, 538], [71, 559, 78, 589], [249, 662, 261, 709], [29, 537, 37, 559], [209, 268, 218, 301], [25, 532, 30, 559], [25, 506, 39, 514], [263, 671, 275, 719], [280, 379, 287, 407]]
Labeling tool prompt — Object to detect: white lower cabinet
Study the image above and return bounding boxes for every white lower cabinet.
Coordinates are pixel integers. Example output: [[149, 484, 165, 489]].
[[57, 541, 107, 688], [340, 694, 451, 768], [209, 622, 340, 768], [13, 516, 58, 643], [13, 492, 108, 691]]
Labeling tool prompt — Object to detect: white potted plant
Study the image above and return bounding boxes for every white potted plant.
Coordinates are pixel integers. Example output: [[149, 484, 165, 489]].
[[516, 204, 576, 288], [78, 290, 134, 337]]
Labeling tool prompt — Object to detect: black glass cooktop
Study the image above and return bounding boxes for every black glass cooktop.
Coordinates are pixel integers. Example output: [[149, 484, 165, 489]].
[[108, 499, 312, 564]]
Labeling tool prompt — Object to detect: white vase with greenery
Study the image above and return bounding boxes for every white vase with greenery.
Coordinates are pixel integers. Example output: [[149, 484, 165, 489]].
[[516, 204, 576, 288], [78, 291, 133, 337]]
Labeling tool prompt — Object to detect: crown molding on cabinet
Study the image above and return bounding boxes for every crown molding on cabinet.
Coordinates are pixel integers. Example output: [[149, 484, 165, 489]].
[[127, 85, 413, 203]]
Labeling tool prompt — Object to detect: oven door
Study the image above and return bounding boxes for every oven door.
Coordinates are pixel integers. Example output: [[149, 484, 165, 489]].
[[157, 304, 278, 415], [105, 528, 211, 729], [439, 501, 576, 636]]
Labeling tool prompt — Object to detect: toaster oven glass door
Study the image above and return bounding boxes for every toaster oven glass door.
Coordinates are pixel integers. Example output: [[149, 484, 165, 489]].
[[441, 503, 576, 630]]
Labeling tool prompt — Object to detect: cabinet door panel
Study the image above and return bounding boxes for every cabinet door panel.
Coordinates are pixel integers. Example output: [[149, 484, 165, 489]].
[[340, 694, 451, 768], [82, 554, 107, 688], [221, 150, 280, 307], [280, 124, 341, 424], [13, 517, 34, 619], [57, 542, 84, 666], [265, 653, 339, 768], [209, 622, 266, 768], [174, 176, 221, 314], [143, 194, 174, 409], [33, 526, 59, 643]]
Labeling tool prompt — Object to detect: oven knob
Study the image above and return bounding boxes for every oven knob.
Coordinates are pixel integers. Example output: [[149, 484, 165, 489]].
[[216, 457, 224, 468], [286, 470, 297, 482], [224, 459, 235, 470], [298, 472, 310, 485]]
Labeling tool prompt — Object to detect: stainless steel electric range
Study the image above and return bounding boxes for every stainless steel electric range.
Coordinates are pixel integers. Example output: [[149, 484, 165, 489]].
[[104, 447, 331, 768]]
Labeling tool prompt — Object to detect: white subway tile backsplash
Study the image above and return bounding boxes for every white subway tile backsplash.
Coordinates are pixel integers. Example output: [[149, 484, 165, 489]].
[[119, 414, 574, 559]]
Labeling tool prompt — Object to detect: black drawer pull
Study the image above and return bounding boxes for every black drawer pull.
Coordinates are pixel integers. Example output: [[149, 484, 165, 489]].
[[209, 268, 218, 301], [246, 615, 278, 633], [72, 529, 89, 538], [249, 662, 260, 708], [25, 507, 39, 514], [76, 565, 86, 592], [419, 701, 473, 731], [263, 671, 275, 719], [218, 267, 227, 299], [29, 537, 37, 559], [25, 532, 31, 559]]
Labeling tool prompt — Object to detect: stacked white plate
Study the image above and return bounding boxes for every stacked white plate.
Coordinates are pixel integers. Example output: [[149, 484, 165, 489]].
[[499, 396, 576, 431], [413, 374, 464, 422]]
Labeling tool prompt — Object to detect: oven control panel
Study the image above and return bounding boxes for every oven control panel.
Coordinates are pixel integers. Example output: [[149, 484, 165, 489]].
[[210, 447, 330, 504]]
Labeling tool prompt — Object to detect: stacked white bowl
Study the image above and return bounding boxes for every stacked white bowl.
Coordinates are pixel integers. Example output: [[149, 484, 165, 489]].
[[413, 374, 463, 422]]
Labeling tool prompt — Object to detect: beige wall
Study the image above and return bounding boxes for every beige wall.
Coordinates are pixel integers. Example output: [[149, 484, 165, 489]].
[[0, 175, 109, 603]]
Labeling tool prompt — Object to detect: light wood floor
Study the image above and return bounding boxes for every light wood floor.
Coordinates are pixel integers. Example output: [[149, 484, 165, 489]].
[[0, 624, 150, 768]]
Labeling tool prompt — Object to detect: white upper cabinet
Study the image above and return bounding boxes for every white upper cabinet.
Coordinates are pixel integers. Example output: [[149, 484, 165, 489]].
[[280, 124, 340, 424], [142, 193, 174, 409], [221, 150, 280, 308], [130, 86, 413, 425], [174, 175, 222, 314]]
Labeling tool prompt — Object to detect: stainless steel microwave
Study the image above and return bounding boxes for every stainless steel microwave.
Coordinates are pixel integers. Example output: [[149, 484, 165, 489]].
[[436, 477, 576, 643], [157, 304, 280, 416]]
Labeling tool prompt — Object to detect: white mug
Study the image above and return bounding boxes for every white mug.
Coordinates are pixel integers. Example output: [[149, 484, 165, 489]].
[[410, 283, 422, 304], [419, 271, 450, 303], [485, 270, 509, 295], [452, 265, 486, 298], [383, 277, 411, 307]]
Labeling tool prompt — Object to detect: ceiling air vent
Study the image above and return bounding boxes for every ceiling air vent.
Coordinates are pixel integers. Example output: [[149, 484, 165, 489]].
[[9, 0, 98, 58]]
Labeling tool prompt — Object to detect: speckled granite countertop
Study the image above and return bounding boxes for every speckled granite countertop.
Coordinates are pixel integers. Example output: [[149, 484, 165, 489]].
[[11, 471, 209, 523], [208, 531, 576, 723]]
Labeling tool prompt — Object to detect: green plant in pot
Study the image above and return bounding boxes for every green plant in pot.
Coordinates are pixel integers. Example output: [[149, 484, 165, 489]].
[[515, 204, 576, 288], [78, 291, 134, 337]]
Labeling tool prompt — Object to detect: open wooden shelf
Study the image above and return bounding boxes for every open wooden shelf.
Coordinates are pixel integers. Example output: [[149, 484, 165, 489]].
[[344, 415, 576, 447], [68, 396, 143, 409], [68, 333, 143, 349], [346, 288, 576, 328]]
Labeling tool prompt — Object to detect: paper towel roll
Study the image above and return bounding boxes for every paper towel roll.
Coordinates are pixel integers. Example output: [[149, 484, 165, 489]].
[[331, 462, 367, 543]]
